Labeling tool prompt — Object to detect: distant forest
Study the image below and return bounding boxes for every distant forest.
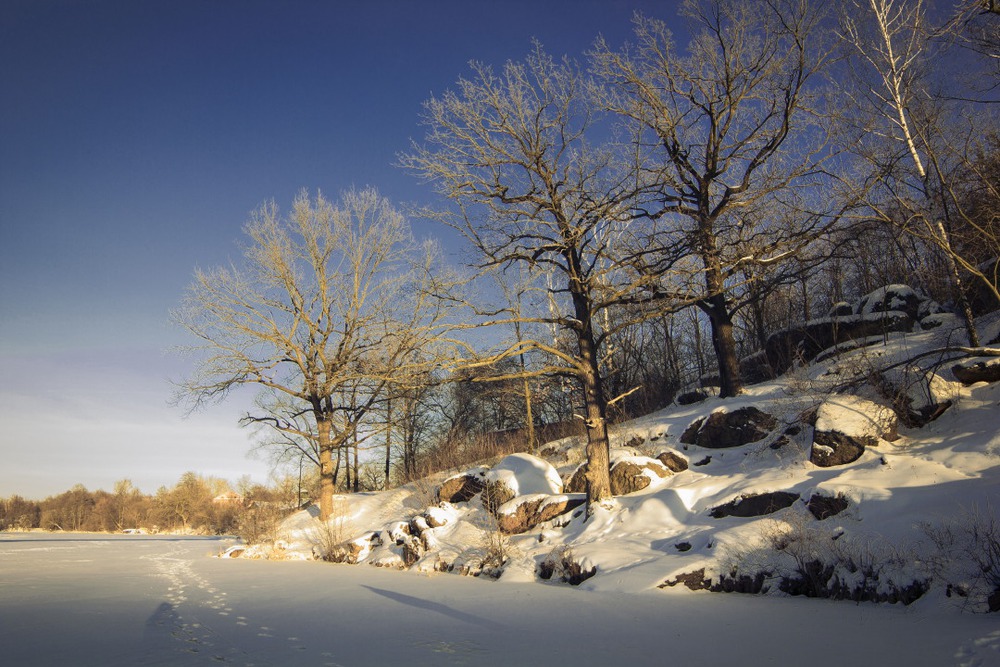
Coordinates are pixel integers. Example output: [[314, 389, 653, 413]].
[[0, 473, 301, 540]]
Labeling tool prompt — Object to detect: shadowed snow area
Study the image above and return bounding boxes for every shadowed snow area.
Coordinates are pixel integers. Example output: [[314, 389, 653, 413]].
[[1, 533, 998, 666]]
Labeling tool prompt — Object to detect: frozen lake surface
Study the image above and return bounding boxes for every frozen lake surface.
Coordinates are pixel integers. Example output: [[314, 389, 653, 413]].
[[1, 533, 997, 666]]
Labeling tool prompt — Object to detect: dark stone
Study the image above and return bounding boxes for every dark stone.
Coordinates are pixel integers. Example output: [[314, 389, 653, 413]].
[[680, 417, 705, 444], [675, 542, 692, 552], [401, 535, 423, 567], [656, 450, 689, 472], [676, 390, 709, 405], [563, 464, 588, 493], [609, 458, 671, 496], [710, 491, 800, 518], [750, 311, 914, 382], [481, 479, 515, 514], [714, 570, 771, 594], [829, 302, 853, 317], [952, 358, 1000, 385], [915, 401, 952, 424], [660, 568, 711, 591], [810, 431, 869, 467], [497, 495, 585, 534], [437, 471, 485, 503], [623, 435, 646, 449], [693, 456, 712, 467], [679, 407, 777, 449], [989, 588, 1000, 613], [806, 493, 849, 520]]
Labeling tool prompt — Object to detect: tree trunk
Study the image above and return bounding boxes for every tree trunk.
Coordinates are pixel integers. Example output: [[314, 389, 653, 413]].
[[343, 447, 351, 494], [703, 295, 743, 398], [352, 432, 360, 493], [937, 220, 980, 347], [701, 253, 743, 398], [384, 397, 392, 489], [567, 274, 612, 513], [317, 415, 335, 521], [691, 309, 706, 379], [523, 376, 536, 454], [580, 340, 612, 511]]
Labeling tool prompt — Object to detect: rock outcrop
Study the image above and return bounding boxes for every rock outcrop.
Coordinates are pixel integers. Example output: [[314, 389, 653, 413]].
[[680, 406, 777, 449], [810, 395, 897, 467]]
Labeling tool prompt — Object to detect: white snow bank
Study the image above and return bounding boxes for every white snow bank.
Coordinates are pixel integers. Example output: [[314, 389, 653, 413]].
[[484, 453, 562, 496], [815, 394, 896, 439]]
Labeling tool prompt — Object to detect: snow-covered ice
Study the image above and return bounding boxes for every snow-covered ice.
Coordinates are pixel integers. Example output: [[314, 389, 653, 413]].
[[1, 532, 998, 666]]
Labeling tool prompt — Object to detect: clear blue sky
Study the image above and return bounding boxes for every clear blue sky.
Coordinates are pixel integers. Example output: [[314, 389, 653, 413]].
[[0, 0, 672, 499]]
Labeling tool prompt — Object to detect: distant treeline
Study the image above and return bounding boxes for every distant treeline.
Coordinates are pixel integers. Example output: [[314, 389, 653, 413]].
[[0, 472, 298, 540]]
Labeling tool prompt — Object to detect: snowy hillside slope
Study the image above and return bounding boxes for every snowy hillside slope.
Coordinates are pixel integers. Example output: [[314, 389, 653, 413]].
[[272, 307, 1000, 613]]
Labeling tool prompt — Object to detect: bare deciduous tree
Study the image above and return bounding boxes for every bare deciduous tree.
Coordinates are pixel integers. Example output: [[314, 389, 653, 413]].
[[174, 188, 451, 520], [592, 1, 841, 397], [839, 0, 999, 345], [401, 47, 663, 512]]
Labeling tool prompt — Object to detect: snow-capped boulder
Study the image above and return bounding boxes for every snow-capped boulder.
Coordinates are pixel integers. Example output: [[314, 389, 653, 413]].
[[680, 406, 777, 448], [829, 301, 853, 317], [747, 285, 946, 384], [856, 284, 922, 320], [676, 389, 710, 405], [951, 356, 1000, 385], [324, 533, 378, 564], [609, 456, 671, 496], [423, 505, 451, 528], [482, 454, 562, 514], [496, 494, 586, 534], [387, 521, 411, 545], [437, 466, 487, 503], [876, 366, 956, 427], [810, 395, 898, 467]]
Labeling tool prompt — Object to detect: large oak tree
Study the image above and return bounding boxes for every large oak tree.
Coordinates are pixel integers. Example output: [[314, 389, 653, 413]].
[[174, 188, 450, 520]]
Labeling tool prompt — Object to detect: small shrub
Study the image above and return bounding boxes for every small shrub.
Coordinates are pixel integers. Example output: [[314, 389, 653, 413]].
[[477, 494, 517, 574], [538, 545, 596, 585], [709, 516, 929, 604], [924, 504, 1000, 612], [306, 496, 355, 561]]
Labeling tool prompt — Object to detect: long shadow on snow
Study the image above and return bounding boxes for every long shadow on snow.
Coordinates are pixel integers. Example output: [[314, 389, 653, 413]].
[[361, 586, 500, 629]]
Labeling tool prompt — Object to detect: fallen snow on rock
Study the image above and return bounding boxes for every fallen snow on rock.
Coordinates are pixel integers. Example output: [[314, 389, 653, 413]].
[[484, 453, 563, 496], [814, 394, 897, 441]]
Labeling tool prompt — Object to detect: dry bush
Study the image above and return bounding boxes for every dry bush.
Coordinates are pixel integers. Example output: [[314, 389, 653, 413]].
[[233, 502, 286, 545], [306, 496, 354, 560], [719, 515, 928, 604], [924, 504, 1000, 612], [538, 545, 596, 585], [471, 488, 518, 576]]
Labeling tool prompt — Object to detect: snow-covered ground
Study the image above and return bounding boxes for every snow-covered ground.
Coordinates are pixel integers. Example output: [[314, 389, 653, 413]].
[[1, 532, 997, 666], [5, 297, 1000, 666]]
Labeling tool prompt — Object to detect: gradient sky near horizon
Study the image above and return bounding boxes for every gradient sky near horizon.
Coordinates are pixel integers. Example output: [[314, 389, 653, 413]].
[[0, 0, 669, 499]]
